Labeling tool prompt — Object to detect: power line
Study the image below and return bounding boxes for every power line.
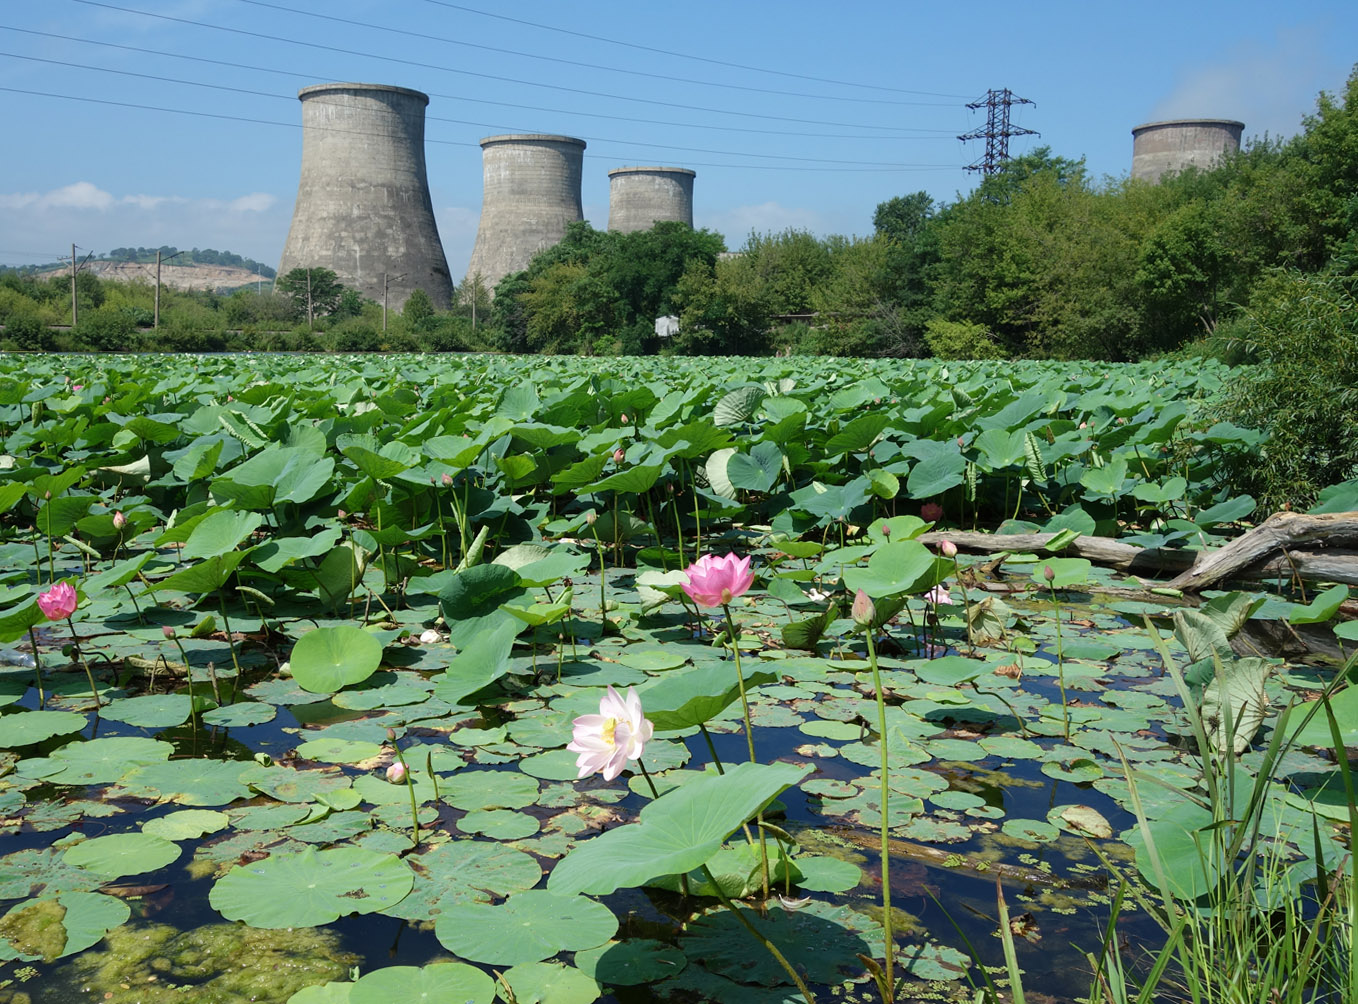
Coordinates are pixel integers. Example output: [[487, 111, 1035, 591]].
[[416, 0, 976, 100], [0, 87, 959, 173], [1, 27, 966, 139], [66, 1, 955, 131], [236, 0, 959, 107], [0, 56, 959, 167]]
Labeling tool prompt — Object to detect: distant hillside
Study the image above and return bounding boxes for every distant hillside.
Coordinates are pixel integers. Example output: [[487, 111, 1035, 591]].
[[2, 246, 275, 293], [21, 260, 273, 294]]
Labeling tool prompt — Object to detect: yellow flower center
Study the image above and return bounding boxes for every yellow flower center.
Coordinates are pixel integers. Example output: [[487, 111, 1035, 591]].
[[600, 717, 618, 747]]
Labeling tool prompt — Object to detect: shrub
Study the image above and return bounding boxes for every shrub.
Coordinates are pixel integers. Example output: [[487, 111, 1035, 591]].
[[923, 318, 1008, 359], [1212, 267, 1358, 511], [73, 307, 137, 351], [0, 307, 53, 351], [328, 319, 381, 352]]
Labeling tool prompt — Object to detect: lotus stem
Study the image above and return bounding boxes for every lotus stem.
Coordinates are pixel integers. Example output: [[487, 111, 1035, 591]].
[[698, 723, 725, 775], [701, 865, 816, 1004], [722, 602, 769, 897], [25, 626, 44, 709], [864, 626, 895, 1000], [637, 758, 661, 800], [1047, 580, 1070, 740], [67, 621, 100, 709]]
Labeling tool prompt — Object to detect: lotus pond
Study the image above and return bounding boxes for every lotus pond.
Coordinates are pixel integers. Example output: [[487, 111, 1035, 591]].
[[0, 353, 1355, 1004]]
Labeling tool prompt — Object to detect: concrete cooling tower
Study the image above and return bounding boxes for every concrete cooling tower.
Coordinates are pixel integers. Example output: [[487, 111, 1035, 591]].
[[607, 167, 696, 232], [1131, 119, 1244, 183], [464, 134, 586, 294], [278, 83, 452, 310]]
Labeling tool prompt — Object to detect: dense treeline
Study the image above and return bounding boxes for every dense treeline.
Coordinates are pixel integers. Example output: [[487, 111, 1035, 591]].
[[491, 67, 1356, 362]]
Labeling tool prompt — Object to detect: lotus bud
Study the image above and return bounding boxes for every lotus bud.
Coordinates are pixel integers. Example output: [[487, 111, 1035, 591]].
[[1079, 421, 1087, 429], [337, 509, 347, 519], [940, 539, 958, 558], [613, 448, 625, 464], [957, 436, 965, 448], [620, 413, 629, 424], [1043, 564, 1055, 582], [851, 589, 876, 628], [385, 727, 397, 742], [112, 511, 126, 530], [586, 511, 597, 527], [162, 625, 176, 639], [386, 762, 407, 784], [881, 524, 891, 538], [441, 472, 453, 486]]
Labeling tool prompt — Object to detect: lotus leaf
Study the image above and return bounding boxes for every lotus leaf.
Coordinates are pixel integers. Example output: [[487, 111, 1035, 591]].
[[210, 846, 413, 927]]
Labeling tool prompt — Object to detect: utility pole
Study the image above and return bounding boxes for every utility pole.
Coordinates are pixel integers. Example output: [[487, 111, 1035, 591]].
[[67, 244, 93, 327], [382, 271, 407, 331], [959, 89, 1039, 175], [155, 249, 186, 328]]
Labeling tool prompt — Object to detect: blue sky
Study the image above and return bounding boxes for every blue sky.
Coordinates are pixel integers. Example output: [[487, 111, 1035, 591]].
[[2, 1, 1355, 279]]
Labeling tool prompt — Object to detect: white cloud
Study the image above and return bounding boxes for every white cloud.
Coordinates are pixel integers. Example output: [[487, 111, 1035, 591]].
[[0, 181, 291, 264], [1149, 25, 1343, 141]]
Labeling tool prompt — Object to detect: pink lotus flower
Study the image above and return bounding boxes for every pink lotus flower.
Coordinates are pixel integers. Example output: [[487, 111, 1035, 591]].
[[923, 583, 952, 607], [920, 502, 944, 524], [851, 588, 876, 628], [37, 581, 78, 621], [681, 553, 753, 608], [386, 762, 408, 784], [567, 685, 653, 781]]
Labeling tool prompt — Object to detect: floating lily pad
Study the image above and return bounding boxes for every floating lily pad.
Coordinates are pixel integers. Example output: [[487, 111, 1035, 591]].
[[118, 759, 254, 806], [384, 840, 541, 921], [440, 769, 539, 810], [682, 899, 882, 987], [434, 890, 616, 965], [0, 709, 86, 747], [210, 846, 413, 928], [63, 833, 181, 879], [245, 765, 354, 803], [16, 737, 172, 785], [202, 702, 277, 728], [575, 939, 687, 985], [97, 694, 202, 728], [142, 809, 230, 840], [794, 855, 862, 893], [499, 962, 600, 1004], [349, 963, 494, 1004], [296, 737, 385, 764], [290, 625, 384, 694], [456, 808, 540, 840]]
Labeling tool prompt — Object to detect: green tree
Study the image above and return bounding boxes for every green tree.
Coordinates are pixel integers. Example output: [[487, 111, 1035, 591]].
[[276, 267, 344, 328], [403, 287, 434, 328]]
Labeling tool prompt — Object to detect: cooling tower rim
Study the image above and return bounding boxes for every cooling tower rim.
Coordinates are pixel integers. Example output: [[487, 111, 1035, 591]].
[[1132, 118, 1245, 136], [297, 82, 430, 104], [608, 166, 697, 178], [479, 133, 587, 149]]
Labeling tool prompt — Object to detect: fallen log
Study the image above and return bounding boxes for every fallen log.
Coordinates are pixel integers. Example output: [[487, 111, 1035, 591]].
[[1165, 511, 1358, 592], [917, 523, 1358, 591]]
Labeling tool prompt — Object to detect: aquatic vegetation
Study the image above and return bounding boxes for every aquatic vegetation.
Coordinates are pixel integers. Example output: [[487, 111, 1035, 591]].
[[0, 352, 1353, 1003]]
